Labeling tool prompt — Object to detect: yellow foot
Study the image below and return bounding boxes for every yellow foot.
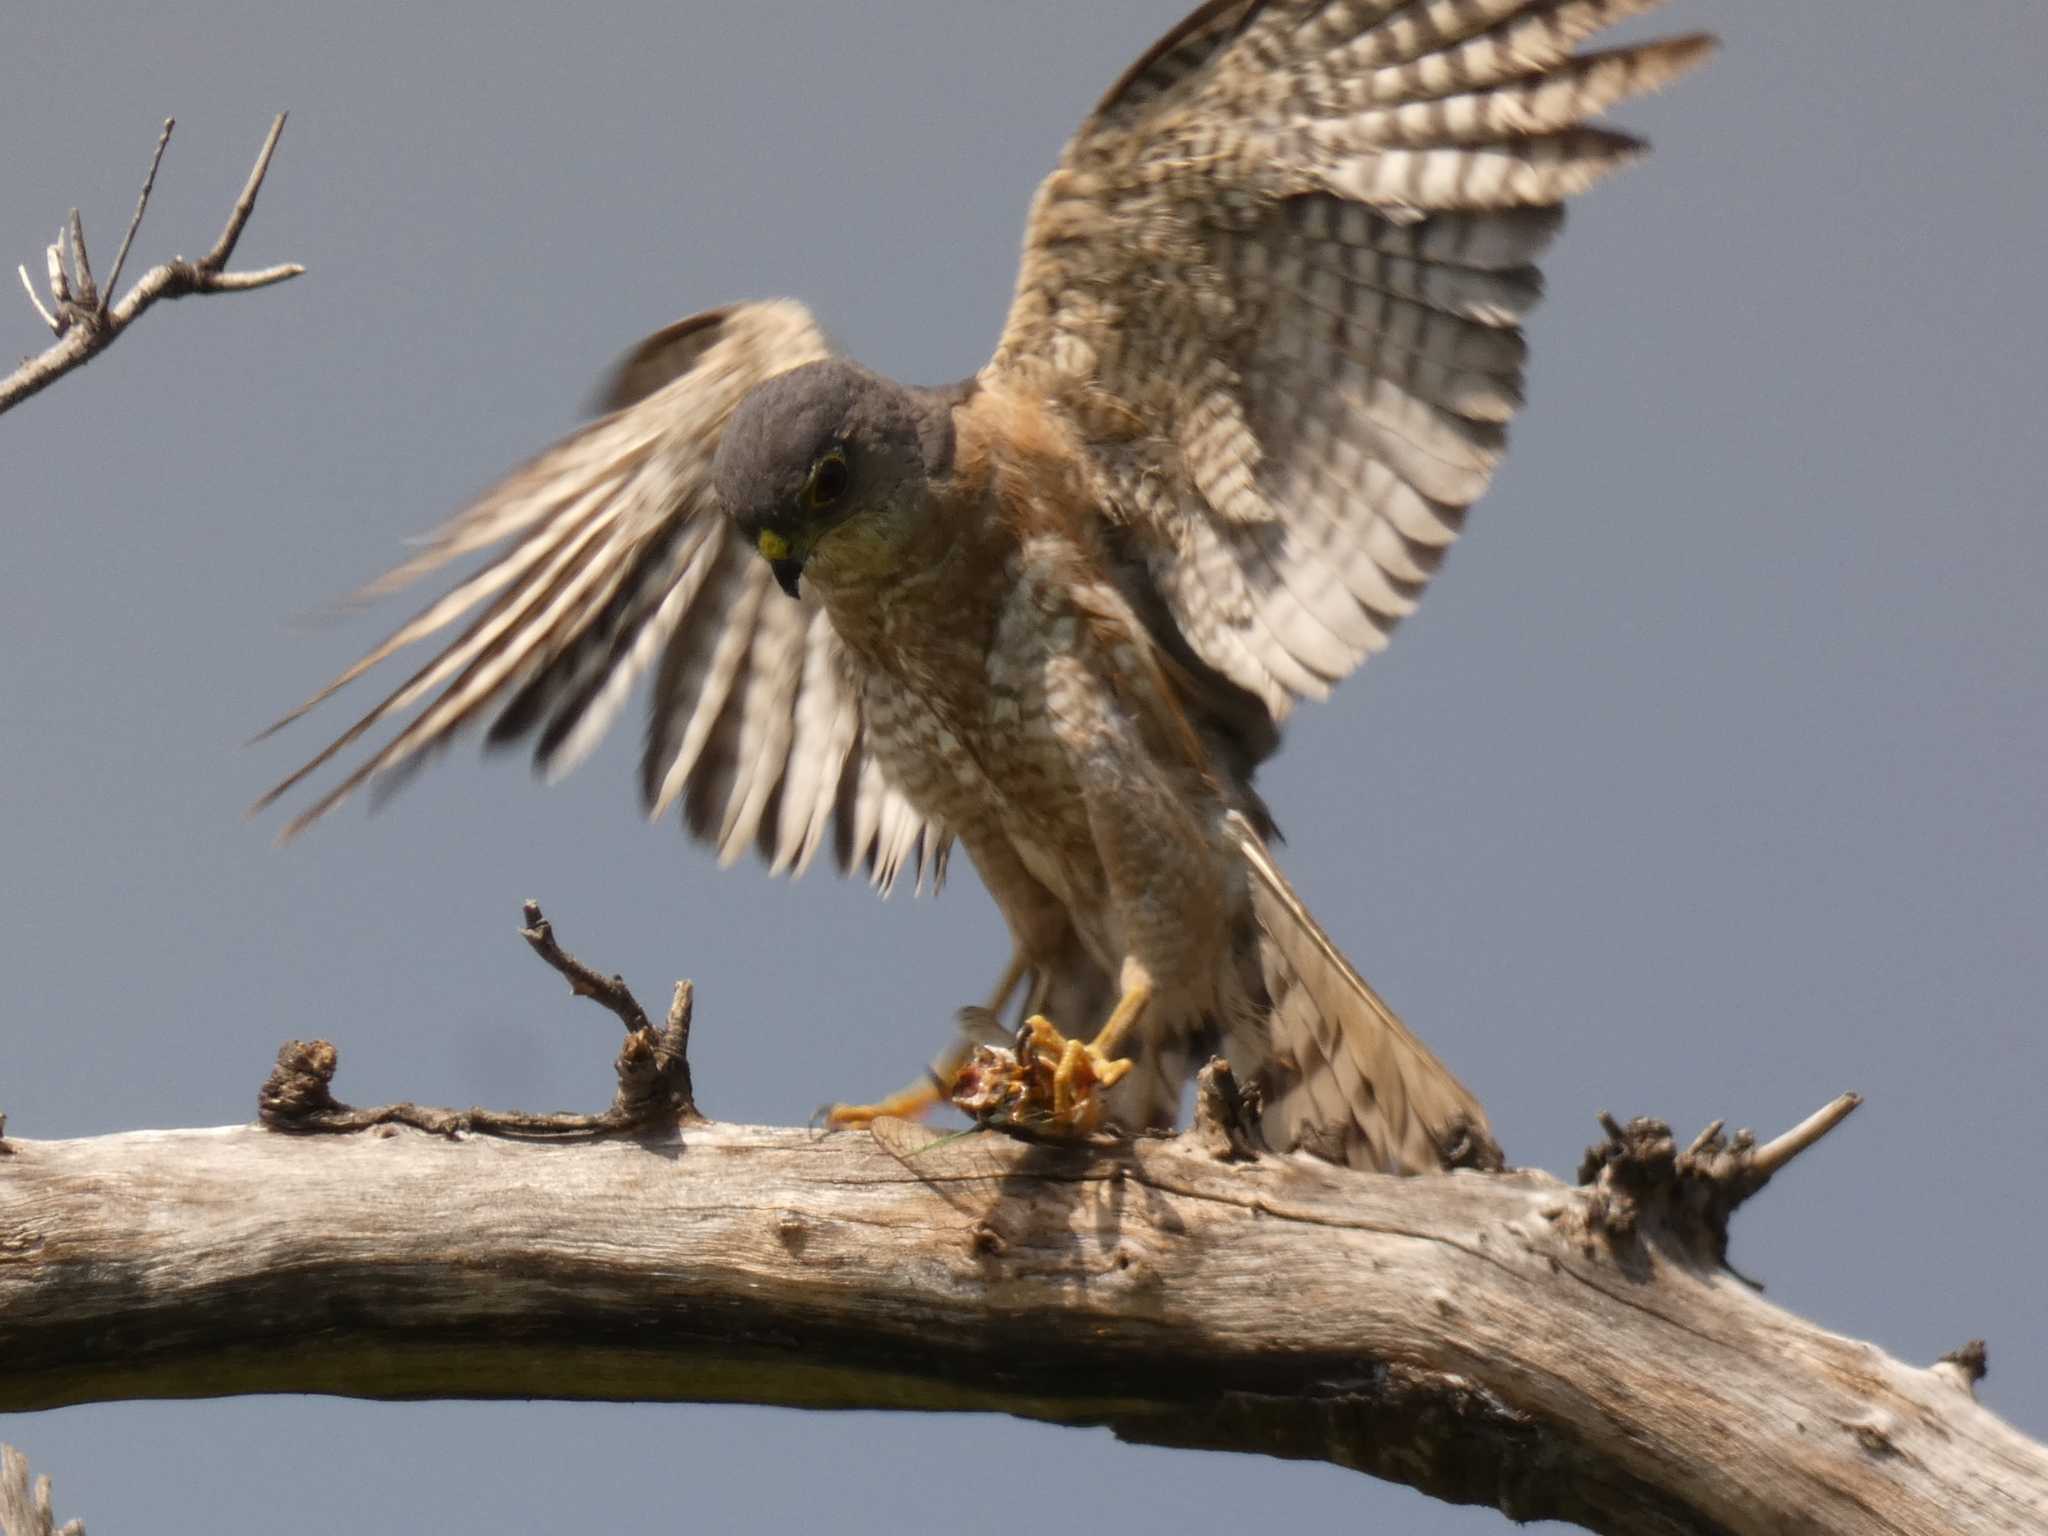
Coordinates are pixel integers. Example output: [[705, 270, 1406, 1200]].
[[821, 1034, 977, 1130], [823, 1089, 937, 1138], [822, 1079, 943, 1131], [950, 1013, 1133, 1139]]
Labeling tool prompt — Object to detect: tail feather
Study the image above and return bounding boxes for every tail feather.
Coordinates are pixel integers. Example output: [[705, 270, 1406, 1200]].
[[1225, 812, 1502, 1173]]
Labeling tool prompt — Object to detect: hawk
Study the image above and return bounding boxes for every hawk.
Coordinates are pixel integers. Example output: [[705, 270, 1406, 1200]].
[[259, 0, 1710, 1173]]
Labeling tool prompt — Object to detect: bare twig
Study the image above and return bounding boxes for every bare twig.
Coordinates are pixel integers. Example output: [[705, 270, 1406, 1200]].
[[260, 902, 696, 1138], [63, 211, 95, 314], [519, 897, 653, 1035], [105, 116, 175, 303], [200, 113, 287, 272], [1, 113, 303, 417], [43, 242, 68, 314], [16, 266, 57, 333], [1749, 1090, 1861, 1178]]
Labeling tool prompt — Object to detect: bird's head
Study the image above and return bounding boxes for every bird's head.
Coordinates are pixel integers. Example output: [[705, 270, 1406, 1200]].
[[713, 359, 955, 600]]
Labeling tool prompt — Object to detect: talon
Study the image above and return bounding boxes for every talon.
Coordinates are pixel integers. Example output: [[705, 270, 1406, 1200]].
[[820, 1101, 868, 1131], [944, 985, 1150, 1141]]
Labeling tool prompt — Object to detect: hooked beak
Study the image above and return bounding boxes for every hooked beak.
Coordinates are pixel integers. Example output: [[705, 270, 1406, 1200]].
[[754, 528, 808, 600]]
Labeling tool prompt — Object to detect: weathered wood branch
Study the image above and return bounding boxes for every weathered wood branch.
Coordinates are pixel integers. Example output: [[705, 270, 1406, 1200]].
[[2, 114, 302, 417], [2, 1084, 2042, 1535], [0, 1445, 83, 1536]]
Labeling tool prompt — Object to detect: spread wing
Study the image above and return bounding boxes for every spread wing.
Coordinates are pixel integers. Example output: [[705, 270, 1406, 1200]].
[[987, 0, 1713, 719], [254, 299, 949, 895]]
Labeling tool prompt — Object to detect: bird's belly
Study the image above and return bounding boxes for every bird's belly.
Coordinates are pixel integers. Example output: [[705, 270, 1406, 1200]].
[[860, 668, 1113, 926]]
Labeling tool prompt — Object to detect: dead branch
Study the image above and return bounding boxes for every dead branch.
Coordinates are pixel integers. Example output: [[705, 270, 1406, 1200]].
[[1, 115, 303, 417], [257, 902, 695, 1138], [2, 911, 2042, 1533], [0, 1444, 83, 1536], [518, 897, 656, 1035], [3, 1076, 2043, 1532]]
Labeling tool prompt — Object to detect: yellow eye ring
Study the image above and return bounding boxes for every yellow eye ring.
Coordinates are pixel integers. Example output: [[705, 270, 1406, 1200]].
[[802, 447, 850, 511]]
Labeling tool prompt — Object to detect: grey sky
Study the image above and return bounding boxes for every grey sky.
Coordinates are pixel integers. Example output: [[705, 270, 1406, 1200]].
[[3, 2, 2043, 1531]]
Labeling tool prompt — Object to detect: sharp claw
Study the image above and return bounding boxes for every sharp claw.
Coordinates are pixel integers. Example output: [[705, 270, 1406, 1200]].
[[947, 1011, 1132, 1139], [1094, 1054, 1135, 1088]]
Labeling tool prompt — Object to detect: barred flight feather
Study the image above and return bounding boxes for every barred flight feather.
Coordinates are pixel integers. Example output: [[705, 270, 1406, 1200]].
[[990, 0, 1710, 721], [259, 300, 947, 891]]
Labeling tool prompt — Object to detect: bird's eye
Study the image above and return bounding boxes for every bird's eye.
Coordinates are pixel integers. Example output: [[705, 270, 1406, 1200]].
[[802, 447, 849, 511]]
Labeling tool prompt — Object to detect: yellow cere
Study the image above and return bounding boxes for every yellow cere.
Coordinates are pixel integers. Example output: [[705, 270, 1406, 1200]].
[[756, 530, 792, 561]]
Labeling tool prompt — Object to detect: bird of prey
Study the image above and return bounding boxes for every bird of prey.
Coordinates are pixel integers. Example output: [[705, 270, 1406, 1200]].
[[259, 0, 1710, 1173]]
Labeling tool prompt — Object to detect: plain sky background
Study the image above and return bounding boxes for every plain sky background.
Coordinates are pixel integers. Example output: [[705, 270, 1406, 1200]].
[[3, 2, 2043, 1531]]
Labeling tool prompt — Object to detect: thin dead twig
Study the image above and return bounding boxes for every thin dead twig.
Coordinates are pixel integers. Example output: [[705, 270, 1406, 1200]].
[[2, 114, 303, 417], [104, 116, 175, 305], [1749, 1091, 1862, 1178], [520, 897, 654, 1035], [259, 901, 696, 1138]]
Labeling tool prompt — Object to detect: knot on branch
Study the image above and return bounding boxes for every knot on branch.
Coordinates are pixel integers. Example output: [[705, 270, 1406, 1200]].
[[1936, 1339, 1989, 1396], [1192, 1058, 1263, 1160], [258, 1039, 467, 1135], [1574, 1093, 1861, 1268], [1576, 1114, 1748, 1264], [259, 1038, 345, 1124], [607, 980, 697, 1124]]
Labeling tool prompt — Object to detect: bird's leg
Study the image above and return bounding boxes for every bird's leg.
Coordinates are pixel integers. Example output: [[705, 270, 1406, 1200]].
[[1088, 973, 1152, 1060], [823, 947, 1036, 1129], [820, 1063, 952, 1129], [984, 946, 1036, 1023]]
